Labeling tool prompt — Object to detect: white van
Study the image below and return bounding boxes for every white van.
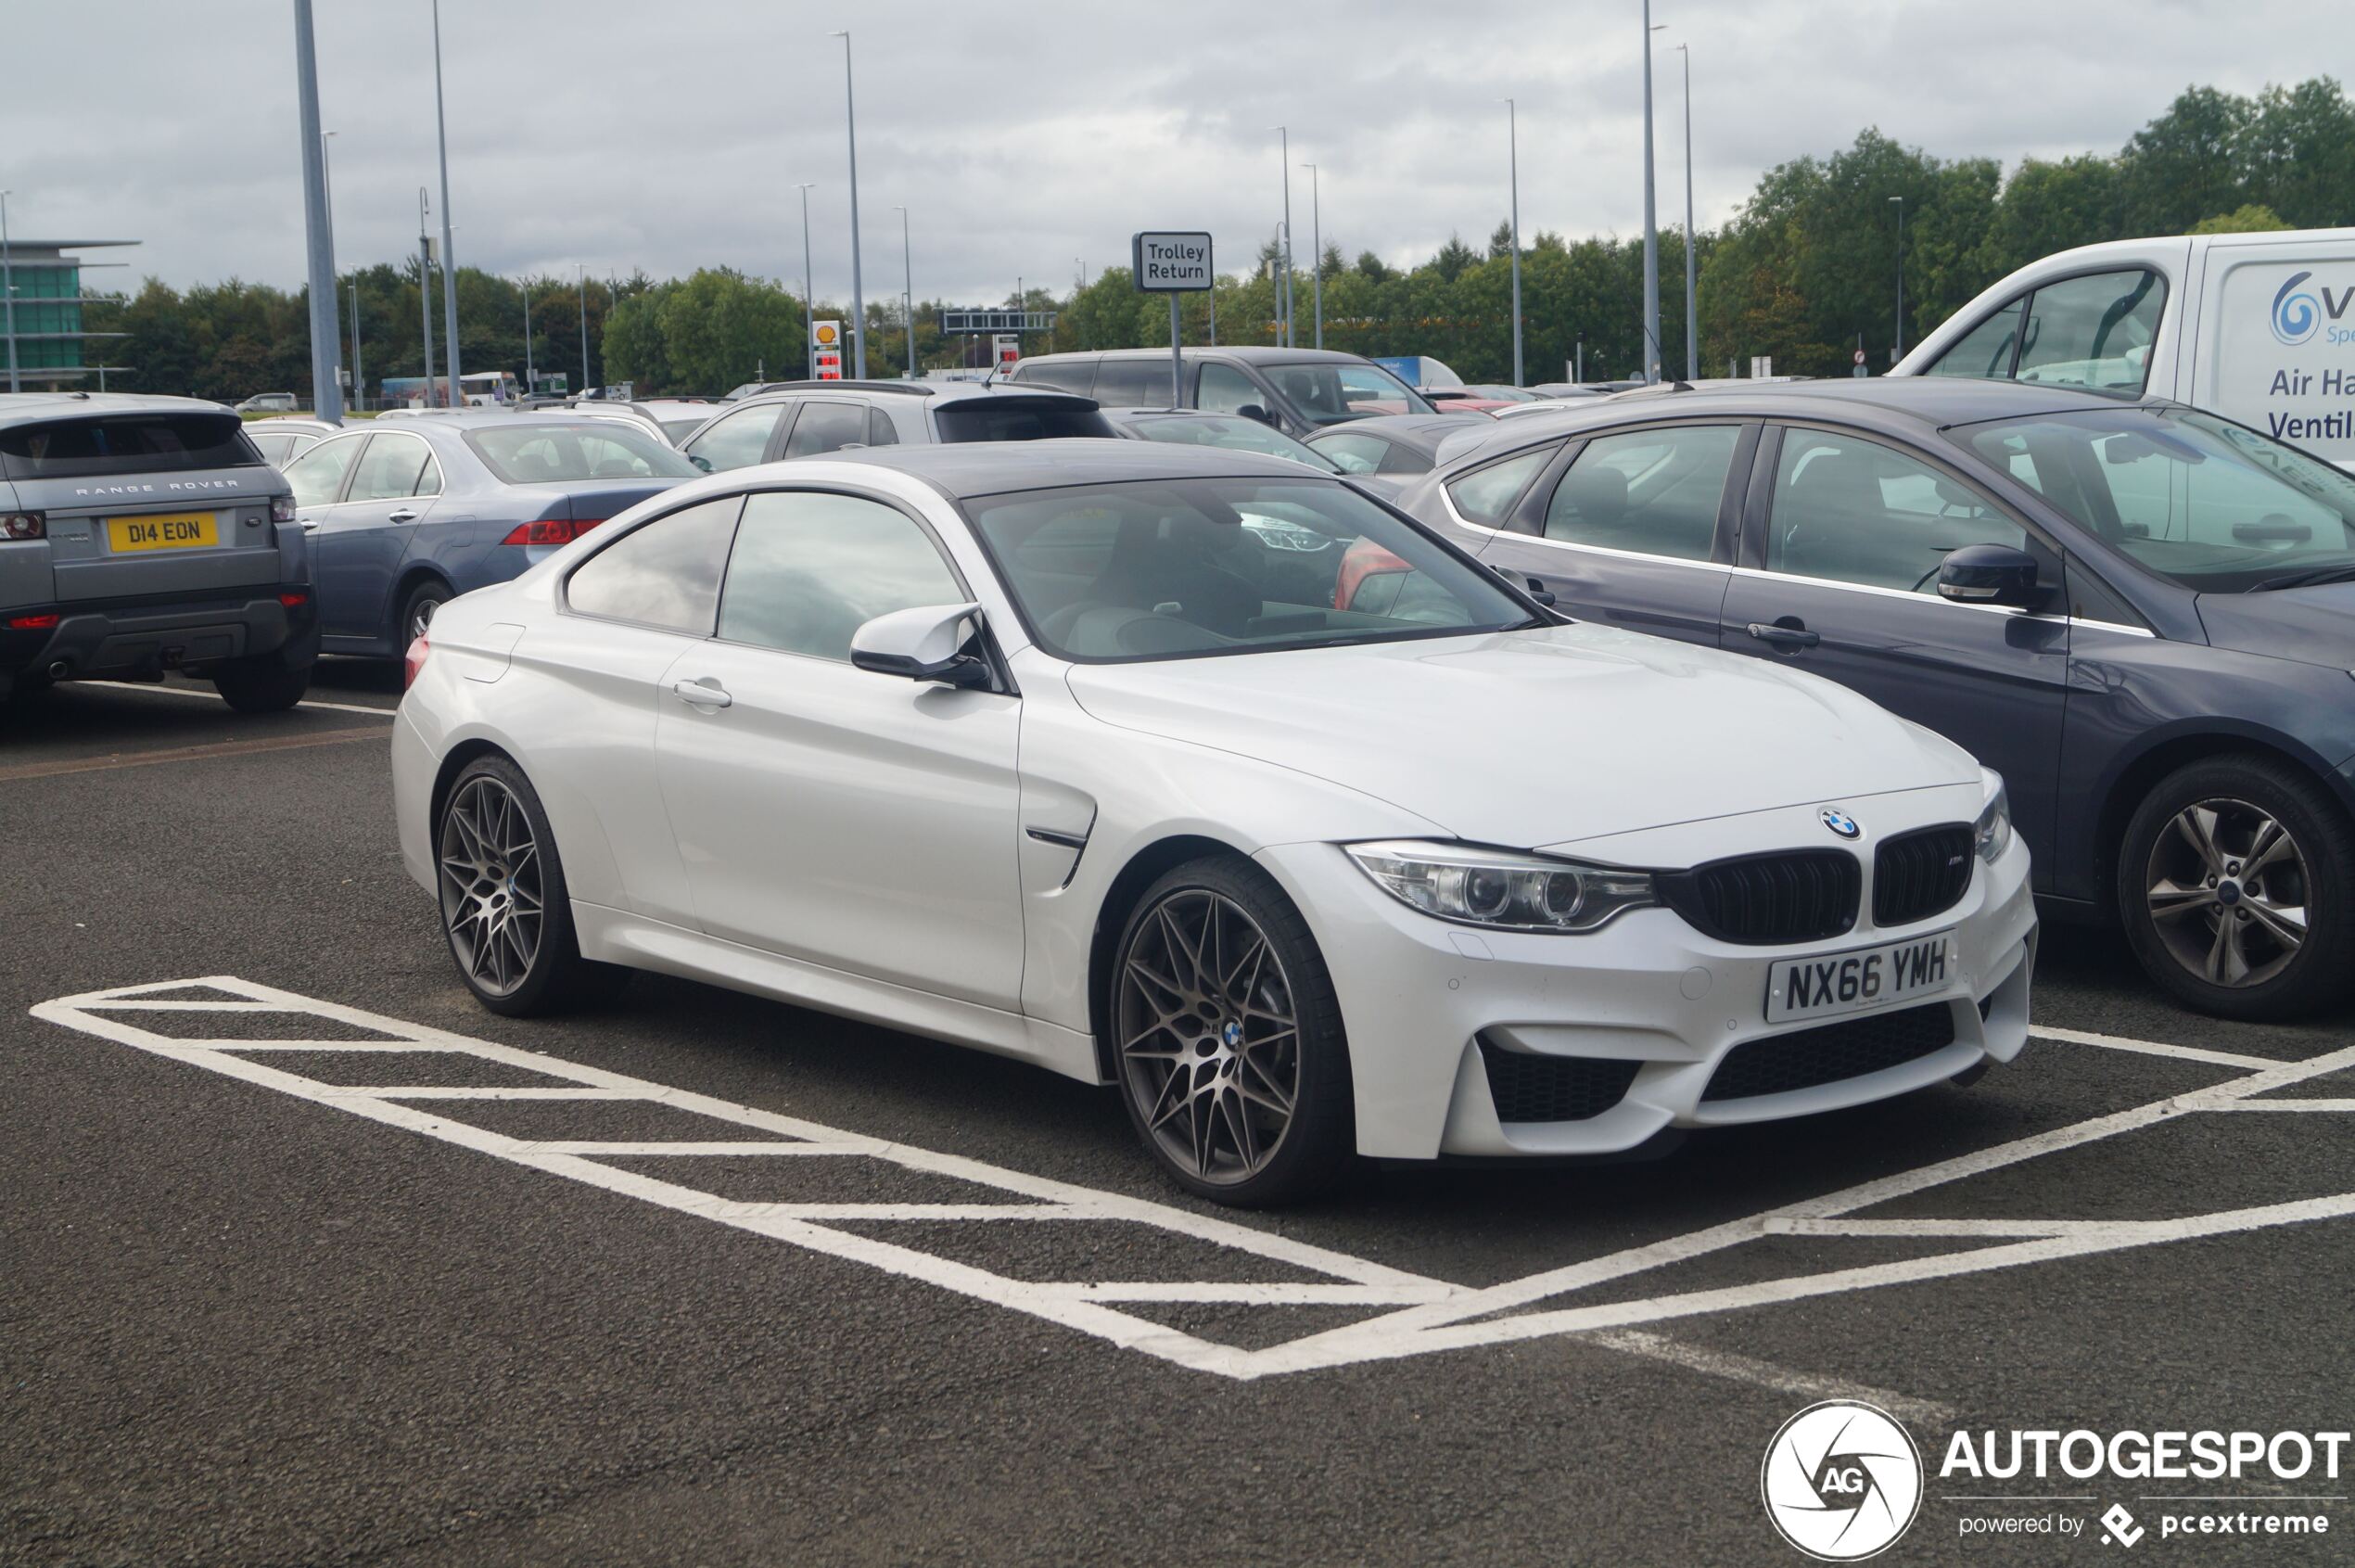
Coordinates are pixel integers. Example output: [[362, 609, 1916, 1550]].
[[1892, 227, 2355, 466]]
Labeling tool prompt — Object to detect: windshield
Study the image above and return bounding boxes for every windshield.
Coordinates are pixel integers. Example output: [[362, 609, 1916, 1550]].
[[1122, 414, 1341, 471], [465, 422, 701, 485], [963, 477, 1533, 663], [1262, 362, 1435, 426], [1960, 409, 2355, 592]]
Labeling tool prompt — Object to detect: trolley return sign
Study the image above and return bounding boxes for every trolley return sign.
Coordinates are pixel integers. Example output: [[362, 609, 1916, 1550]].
[[1133, 231, 1214, 406]]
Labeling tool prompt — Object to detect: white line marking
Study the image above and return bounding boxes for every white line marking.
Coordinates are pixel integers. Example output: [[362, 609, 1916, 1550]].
[[104, 681, 398, 719], [1587, 1330, 1960, 1430], [2028, 1025, 2279, 1071], [31, 977, 2351, 1384]]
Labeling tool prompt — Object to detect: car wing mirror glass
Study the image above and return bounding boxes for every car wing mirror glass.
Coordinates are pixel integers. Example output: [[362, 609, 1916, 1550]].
[[1937, 543, 2042, 608], [849, 601, 992, 687], [1236, 403, 1276, 427]]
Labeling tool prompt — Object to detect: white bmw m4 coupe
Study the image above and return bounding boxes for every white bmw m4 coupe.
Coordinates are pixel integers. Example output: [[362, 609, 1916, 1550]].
[[391, 440, 2036, 1205]]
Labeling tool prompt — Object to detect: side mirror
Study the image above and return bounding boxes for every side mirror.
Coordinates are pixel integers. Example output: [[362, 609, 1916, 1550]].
[[1492, 561, 1556, 607], [688, 453, 713, 473], [1236, 403, 1277, 427], [1937, 544, 2042, 609], [849, 601, 993, 688]]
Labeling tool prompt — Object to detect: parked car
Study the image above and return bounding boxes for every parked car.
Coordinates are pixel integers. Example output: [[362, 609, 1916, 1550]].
[[235, 392, 299, 414], [393, 439, 2033, 1205], [0, 393, 314, 710], [243, 415, 341, 468], [1421, 389, 1513, 416], [1527, 383, 1613, 400], [676, 381, 1114, 474], [1395, 376, 2355, 1018], [569, 398, 721, 447], [1462, 385, 1546, 403], [1893, 227, 2355, 468], [278, 411, 699, 657], [1099, 406, 1341, 471], [1006, 348, 1435, 441], [1305, 413, 1492, 478]]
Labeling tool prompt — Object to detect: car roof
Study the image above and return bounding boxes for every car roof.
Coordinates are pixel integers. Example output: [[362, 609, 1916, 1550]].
[[0, 391, 237, 429], [826, 437, 1328, 498], [729, 380, 1095, 410], [1025, 347, 1380, 365], [1308, 413, 1484, 447]]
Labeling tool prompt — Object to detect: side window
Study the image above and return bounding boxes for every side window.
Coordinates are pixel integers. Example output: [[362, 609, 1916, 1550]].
[[345, 433, 433, 503], [1766, 429, 2029, 593], [283, 436, 361, 508], [414, 453, 443, 497], [1541, 425, 1739, 561], [1925, 297, 2027, 380], [1313, 433, 1389, 474], [1015, 359, 1098, 394], [864, 406, 900, 447], [1197, 363, 1262, 415], [684, 402, 786, 472], [563, 495, 742, 633], [716, 491, 964, 662], [1091, 361, 1169, 408], [2014, 270, 2165, 394], [1445, 447, 1551, 527], [782, 401, 867, 457]]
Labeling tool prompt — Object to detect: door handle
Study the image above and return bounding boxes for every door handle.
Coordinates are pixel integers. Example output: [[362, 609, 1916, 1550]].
[[670, 678, 732, 709], [298, 517, 318, 530], [1746, 619, 1820, 650], [388, 508, 419, 524]]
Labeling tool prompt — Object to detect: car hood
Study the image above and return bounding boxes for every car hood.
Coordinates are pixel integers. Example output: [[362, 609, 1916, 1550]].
[[2197, 583, 2355, 669], [1063, 622, 1979, 847]]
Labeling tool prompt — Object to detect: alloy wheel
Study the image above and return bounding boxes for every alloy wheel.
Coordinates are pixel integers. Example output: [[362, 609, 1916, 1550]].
[[1117, 889, 1301, 1186], [409, 594, 441, 644], [2144, 797, 2310, 988], [438, 775, 544, 998]]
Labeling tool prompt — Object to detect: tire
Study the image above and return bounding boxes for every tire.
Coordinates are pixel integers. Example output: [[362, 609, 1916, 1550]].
[[436, 752, 630, 1017], [1107, 856, 1355, 1206], [212, 648, 313, 713], [400, 580, 452, 649], [2117, 755, 2355, 1021]]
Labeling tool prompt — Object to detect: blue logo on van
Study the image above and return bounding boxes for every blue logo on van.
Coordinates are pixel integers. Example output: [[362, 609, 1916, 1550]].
[[2272, 272, 2321, 346]]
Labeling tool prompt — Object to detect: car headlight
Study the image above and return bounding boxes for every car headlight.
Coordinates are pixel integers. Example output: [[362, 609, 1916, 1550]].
[[1344, 840, 1657, 933], [1974, 771, 2012, 864]]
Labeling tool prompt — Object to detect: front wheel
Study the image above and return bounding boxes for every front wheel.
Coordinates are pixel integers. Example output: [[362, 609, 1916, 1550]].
[[1110, 857, 1354, 1206], [437, 753, 630, 1016], [2118, 756, 2355, 1020]]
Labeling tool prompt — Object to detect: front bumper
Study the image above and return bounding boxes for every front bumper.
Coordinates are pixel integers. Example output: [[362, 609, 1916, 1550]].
[[1, 587, 316, 688], [1254, 786, 2038, 1161]]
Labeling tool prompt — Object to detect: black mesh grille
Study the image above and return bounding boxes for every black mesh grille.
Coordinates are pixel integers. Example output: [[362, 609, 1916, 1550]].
[[1661, 849, 1860, 946], [1477, 1036, 1641, 1123], [1873, 824, 1975, 928], [1701, 1002, 1957, 1102]]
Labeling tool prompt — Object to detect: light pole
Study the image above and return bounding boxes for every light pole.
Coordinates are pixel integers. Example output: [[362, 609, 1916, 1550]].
[[832, 32, 868, 379], [1676, 41, 1697, 383], [1276, 127, 1294, 349], [577, 261, 589, 395], [1504, 98, 1522, 387], [428, 0, 461, 404], [1890, 195, 1906, 362], [1, 190, 18, 395], [1641, 0, 1661, 383], [321, 130, 342, 412], [292, 0, 342, 419], [418, 188, 435, 408], [893, 205, 913, 378], [1301, 161, 1323, 351], [522, 279, 534, 397], [795, 183, 816, 377]]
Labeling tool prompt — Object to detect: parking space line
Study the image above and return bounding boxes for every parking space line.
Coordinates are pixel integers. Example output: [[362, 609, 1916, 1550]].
[[1587, 1330, 1959, 1430], [511, 1141, 821, 1154], [2214, 1098, 2355, 1112], [0, 727, 386, 783], [105, 680, 401, 719], [1768, 1217, 2094, 1238], [2029, 1024, 2278, 1071], [337, 1086, 642, 1101]]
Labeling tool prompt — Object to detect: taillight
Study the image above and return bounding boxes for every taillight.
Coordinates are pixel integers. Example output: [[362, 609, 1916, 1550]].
[[402, 633, 429, 690], [278, 591, 310, 608], [499, 518, 576, 546], [1, 511, 45, 541], [570, 517, 607, 536], [271, 494, 297, 525], [6, 612, 59, 631]]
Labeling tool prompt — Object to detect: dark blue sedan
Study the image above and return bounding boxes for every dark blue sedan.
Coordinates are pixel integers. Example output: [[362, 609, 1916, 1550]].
[[279, 412, 700, 655], [1394, 378, 2355, 1020]]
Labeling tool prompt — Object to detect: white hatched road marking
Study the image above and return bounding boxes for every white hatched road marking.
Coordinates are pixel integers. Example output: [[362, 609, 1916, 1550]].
[[29, 976, 2355, 1387]]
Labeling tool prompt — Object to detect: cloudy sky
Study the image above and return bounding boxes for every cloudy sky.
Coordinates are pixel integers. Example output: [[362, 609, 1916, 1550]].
[[7, 0, 2333, 304]]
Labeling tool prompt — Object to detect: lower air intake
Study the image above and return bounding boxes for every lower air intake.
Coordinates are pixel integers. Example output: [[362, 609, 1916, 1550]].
[[1700, 1002, 1957, 1103], [1476, 1035, 1641, 1123]]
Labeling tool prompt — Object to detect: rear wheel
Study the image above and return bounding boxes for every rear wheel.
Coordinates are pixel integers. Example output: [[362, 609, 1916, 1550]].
[[437, 753, 629, 1016], [2118, 756, 2355, 1020], [1110, 857, 1354, 1206], [212, 647, 313, 712]]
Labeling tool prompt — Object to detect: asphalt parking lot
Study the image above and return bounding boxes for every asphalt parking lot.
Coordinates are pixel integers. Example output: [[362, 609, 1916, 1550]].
[[5, 669, 2351, 1566]]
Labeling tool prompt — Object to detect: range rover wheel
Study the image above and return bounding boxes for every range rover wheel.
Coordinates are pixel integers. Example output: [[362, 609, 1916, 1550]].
[[437, 753, 629, 1016], [1110, 857, 1354, 1207], [2118, 756, 2355, 1021], [212, 648, 313, 713]]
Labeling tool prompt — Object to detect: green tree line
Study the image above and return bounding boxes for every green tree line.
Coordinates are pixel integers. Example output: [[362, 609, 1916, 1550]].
[[83, 76, 2355, 400]]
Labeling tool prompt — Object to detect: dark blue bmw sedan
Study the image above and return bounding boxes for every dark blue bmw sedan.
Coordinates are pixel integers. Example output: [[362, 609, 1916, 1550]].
[[1393, 378, 2355, 1020]]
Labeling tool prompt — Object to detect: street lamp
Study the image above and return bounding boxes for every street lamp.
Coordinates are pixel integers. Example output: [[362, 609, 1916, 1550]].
[[892, 205, 913, 379], [794, 183, 816, 378], [418, 188, 436, 407], [292, 0, 341, 419], [832, 32, 868, 379], [1273, 126, 1293, 349], [1641, 1, 1661, 383], [429, 0, 460, 402], [577, 261, 589, 396], [1674, 41, 1697, 383], [1890, 196, 1906, 362], [1503, 99, 1521, 387], [1301, 161, 1323, 351], [322, 130, 361, 414], [1, 189, 19, 395]]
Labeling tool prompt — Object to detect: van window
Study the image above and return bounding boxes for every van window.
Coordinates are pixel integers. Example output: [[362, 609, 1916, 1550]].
[[1198, 363, 1262, 415], [1925, 298, 2027, 380], [1091, 360, 1173, 408], [1012, 359, 1098, 395], [2016, 271, 2164, 394]]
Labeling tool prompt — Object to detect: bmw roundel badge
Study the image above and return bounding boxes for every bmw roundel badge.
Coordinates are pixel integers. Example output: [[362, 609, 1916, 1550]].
[[1820, 808, 1861, 839]]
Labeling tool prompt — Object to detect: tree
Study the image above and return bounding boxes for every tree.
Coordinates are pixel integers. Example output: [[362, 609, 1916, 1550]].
[[1431, 234, 1478, 283], [2189, 203, 2293, 234]]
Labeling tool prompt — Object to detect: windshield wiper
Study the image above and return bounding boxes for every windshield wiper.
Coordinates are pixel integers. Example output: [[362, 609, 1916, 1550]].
[[2248, 564, 2355, 593]]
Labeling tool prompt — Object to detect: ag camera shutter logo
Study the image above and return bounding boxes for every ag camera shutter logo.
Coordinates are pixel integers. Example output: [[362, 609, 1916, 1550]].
[[1762, 1400, 1924, 1561]]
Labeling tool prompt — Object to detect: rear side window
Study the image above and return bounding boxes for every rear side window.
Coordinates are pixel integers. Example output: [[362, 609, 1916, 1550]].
[[865, 407, 900, 447], [1445, 447, 1550, 527], [1013, 359, 1099, 395], [716, 491, 964, 661], [1541, 425, 1739, 560], [782, 401, 867, 457], [564, 495, 743, 633], [284, 436, 364, 507], [684, 402, 785, 472], [1091, 361, 1172, 408], [0, 413, 259, 480], [935, 402, 1114, 443]]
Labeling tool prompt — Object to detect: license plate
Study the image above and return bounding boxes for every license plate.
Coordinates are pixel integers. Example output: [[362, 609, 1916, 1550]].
[[1766, 930, 1958, 1024], [107, 513, 218, 553]]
